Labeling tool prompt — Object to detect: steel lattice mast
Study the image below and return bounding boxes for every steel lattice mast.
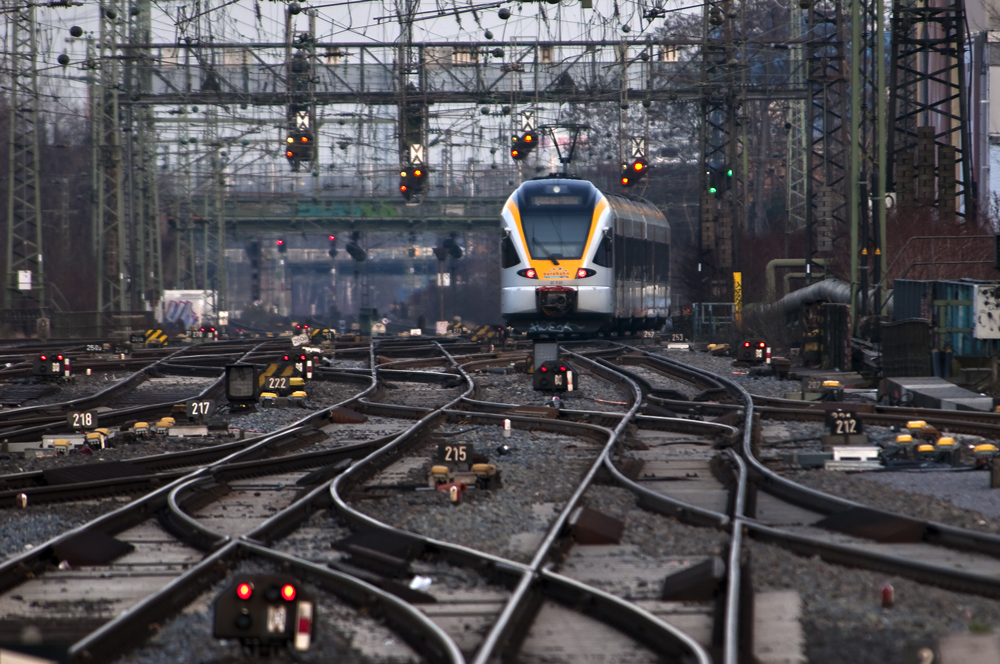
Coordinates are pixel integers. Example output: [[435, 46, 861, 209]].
[[5, 0, 45, 311]]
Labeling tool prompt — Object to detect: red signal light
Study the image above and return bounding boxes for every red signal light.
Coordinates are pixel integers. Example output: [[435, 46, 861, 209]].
[[56, 355, 64, 361], [286, 150, 294, 158], [560, 366, 566, 371], [283, 355, 290, 361], [281, 584, 296, 601], [540, 366, 547, 372], [400, 185, 408, 192], [743, 342, 750, 347], [299, 355, 306, 361], [759, 342, 766, 348], [621, 177, 629, 186], [524, 134, 533, 142], [277, 239, 284, 246], [633, 161, 644, 171], [329, 235, 335, 241], [300, 136, 308, 143], [40, 355, 47, 361], [414, 169, 422, 177], [237, 582, 253, 600], [511, 149, 519, 158]]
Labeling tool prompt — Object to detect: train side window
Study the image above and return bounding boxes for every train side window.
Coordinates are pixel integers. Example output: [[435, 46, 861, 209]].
[[501, 234, 520, 268], [593, 234, 613, 267]]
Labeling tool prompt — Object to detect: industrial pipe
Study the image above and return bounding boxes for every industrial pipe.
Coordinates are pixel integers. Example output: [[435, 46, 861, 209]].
[[765, 258, 831, 298]]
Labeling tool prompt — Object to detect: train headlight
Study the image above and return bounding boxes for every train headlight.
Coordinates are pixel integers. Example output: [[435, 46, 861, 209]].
[[518, 268, 538, 279], [575, 268, 596, 278]]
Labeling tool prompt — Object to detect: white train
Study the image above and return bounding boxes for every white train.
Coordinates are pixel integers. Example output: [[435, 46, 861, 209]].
[[500, 177, 671, 336]]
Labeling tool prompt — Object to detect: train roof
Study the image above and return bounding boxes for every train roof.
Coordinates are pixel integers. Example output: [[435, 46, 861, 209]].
[[507, 178, 667, 226], [604, 193, 667, 224]]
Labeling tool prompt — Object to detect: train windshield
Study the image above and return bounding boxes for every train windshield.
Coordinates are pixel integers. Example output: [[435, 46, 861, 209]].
[[517, 182, 596, 261]]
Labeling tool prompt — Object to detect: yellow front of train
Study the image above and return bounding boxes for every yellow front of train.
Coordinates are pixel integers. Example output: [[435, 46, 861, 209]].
[[499, 178, 614, 336]]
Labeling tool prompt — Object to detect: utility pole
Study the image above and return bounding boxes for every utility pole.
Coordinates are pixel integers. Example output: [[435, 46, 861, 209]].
[[95, 0, 128, 313], [848, 0, 887, 327], [785, 3, 808, 264], [698, 0, 742, 302], [5, 0, 45, 313], [804, 0, 848, 286], [126, 0, 162, 310]]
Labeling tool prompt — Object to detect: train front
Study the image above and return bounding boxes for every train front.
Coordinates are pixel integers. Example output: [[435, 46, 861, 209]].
[[500, 179, 612, 336]]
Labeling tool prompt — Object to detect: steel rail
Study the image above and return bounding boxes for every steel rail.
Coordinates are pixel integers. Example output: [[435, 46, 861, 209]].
[[599, 344, 750, 664], [469, 347, 711, 664], [68, 539, 464, 664], [641, 350, 1000, 598], [324, 340, 713, 663]]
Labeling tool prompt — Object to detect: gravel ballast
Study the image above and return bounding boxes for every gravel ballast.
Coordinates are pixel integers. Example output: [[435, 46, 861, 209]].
[[353, 424, 600, 562], [751, 538, 1000, 664]]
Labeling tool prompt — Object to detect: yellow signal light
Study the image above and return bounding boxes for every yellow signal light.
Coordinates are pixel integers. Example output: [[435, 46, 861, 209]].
[[286, 136, 294, 143], [400, 171, 407, 177]]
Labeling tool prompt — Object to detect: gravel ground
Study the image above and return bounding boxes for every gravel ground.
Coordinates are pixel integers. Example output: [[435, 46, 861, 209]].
[[760, 417, 1000, 535], [581, 484, 729, 559], [616, 363, 699, 399], [353, 423, 600, 563], [0, 498, 131, 563], [751, 538, 1000, 664], [374, 380, 465, 408], [473, 367, 632, 412], [325, 358, 369, 370], [1, 436, 231, 475], [223, 376, 368, 433], [12, 372, 127, 406], [114, 558, 420, 664], [783, 468, 1000, 536], [651, 348, 805, 398]]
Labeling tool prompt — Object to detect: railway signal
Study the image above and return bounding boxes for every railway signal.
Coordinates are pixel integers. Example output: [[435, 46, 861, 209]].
[[533, 361, 575, 392], [284, 131, 314, 163], [214, 574, 315, 652], [411, 166, 427, 194], [736, 338, 769, 363], [621, 158, 648, 188], [277, 239, 287, 254], [345, 232, 367, 261], [33, 354, 69, 380], [328, 235, 337, 258], [399, 166, 427, 200], [225, 364, 259, 410], [510, 131, 537, 161], [399, 169, 412, 199]]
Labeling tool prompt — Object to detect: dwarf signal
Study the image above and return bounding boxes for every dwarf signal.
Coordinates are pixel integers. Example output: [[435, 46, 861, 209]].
[[214, 574, 315, 652]]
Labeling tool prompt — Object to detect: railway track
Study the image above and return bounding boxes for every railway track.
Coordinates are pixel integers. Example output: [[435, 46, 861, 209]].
[[3, 336, 1000, 662]]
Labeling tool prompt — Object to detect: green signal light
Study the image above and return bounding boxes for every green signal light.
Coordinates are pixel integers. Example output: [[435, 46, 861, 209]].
[[708, 186, 718, 194], [726, 169, 733, 177]]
